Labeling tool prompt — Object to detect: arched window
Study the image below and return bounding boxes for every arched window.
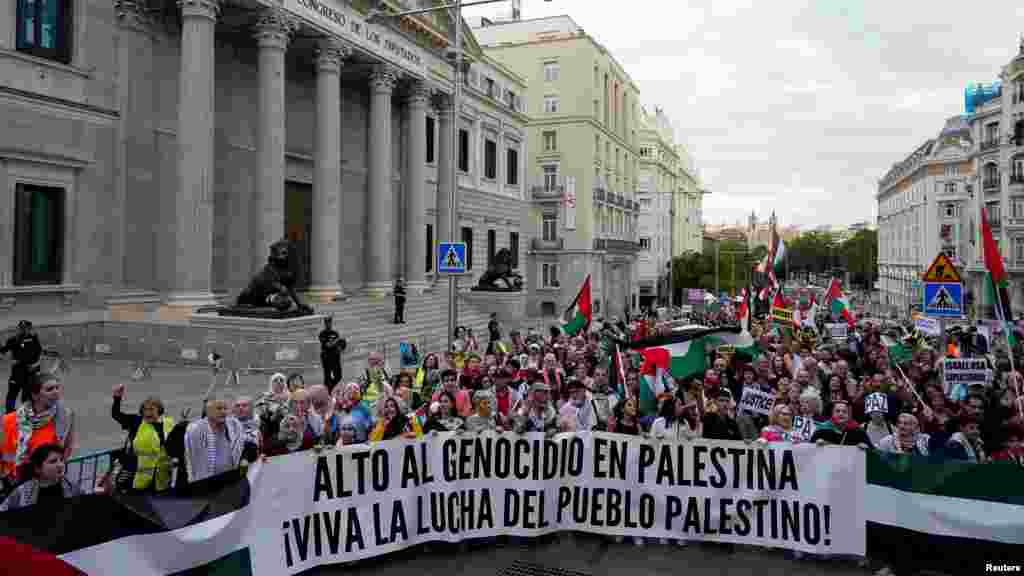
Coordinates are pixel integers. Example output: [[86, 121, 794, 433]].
[[983, 163, 1000, 189]]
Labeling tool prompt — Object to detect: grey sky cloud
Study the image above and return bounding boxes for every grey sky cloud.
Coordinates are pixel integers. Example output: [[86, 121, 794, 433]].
[[466, 0, 1024, 229]]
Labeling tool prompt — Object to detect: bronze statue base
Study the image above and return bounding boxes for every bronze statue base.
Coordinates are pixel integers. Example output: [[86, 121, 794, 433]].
[[217, 306, 314, 319], [470, 286, 523, 293]]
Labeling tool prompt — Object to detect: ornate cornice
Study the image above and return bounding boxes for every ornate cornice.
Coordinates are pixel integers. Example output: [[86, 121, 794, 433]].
[[432, 92, 454, 117], [369, 65, 399, 93], [315, 38, 351, 72], [178, 0, 220, 20], [404, 80, 431, 106], [115, 0, 151, 30], [253, 7, 295, 48]]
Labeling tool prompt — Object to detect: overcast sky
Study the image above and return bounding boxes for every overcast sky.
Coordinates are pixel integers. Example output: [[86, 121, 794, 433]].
[[465, 0, 1024, 228]]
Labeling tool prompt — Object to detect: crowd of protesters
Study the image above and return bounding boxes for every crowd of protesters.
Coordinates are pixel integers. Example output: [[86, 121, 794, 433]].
[[1, 304, 1022, 576]]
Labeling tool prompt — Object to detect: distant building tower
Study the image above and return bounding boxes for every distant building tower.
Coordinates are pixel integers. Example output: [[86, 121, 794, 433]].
[[747, 211, 757, 249]]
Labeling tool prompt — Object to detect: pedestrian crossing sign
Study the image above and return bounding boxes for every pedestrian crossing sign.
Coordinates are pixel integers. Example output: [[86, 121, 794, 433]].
[[923, 281, 963, 318], [437, 242, 467, 274]]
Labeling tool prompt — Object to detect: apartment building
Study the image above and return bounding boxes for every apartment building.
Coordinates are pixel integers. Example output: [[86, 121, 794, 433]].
[[636, 107, 707, 309], [473, 15, 641, 320]]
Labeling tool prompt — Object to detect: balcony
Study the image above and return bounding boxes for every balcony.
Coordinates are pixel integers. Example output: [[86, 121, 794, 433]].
[[983, 178, 1001, 190], [981, 140, 1000, 152], [530, 184, 563, 203], [1010, 175, 1024, 186], [593, 238, 641, 252], [1006, 217, 1024, 228], [531, 237, 564, 251], [613, 193, 624, 207], [593, 186, 607, 203]]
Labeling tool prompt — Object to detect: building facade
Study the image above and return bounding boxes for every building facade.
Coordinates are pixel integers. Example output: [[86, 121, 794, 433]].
[[634, 107, 707, 309], [474, 15, 641, 320], [965, 41, 1024, 317], [0, 0, 528, 319], [876, 118, 975, 317], [877, 41, 1024, 320]]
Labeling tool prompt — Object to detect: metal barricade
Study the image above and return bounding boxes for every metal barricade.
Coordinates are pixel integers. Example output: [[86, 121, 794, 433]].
[[66, 448, 115, 495]]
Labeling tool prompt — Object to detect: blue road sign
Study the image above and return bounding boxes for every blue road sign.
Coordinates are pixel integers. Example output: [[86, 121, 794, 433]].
[[923, 282, 963, 318], [437, 242, 467, 274]]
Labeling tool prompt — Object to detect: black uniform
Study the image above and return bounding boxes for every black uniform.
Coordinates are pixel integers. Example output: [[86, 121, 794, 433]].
[[318, 327, 344, 393], [486, 317, 501, 354], [1, 333, 42, 413], [394, 283, 407, 324]]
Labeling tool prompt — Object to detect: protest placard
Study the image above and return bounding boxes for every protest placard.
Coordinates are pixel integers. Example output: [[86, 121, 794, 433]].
[[864, 393, 888, 415], [942, 358, 991, 391], [738, 387, 776, 416], [771, 306, 793, 324], [826, 323, 847, 340]]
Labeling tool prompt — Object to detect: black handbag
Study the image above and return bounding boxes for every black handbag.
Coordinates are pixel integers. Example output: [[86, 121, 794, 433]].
[[110, 433, 137, 491]]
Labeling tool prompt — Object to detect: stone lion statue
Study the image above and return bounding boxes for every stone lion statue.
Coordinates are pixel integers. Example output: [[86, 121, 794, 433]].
[[474, 248, 523, 291], [234, 239, 313, 315]]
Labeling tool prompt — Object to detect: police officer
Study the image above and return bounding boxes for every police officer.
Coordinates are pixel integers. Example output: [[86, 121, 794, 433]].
[[318, 315, 346, 393], [0, 321, 43, 413], [393, 277, 407, 324]]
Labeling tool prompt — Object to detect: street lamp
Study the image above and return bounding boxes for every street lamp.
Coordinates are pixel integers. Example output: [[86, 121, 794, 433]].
[[368, 0, 547, 349]]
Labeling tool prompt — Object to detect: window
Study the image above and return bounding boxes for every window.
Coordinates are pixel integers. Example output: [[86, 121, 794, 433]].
[[487, 229, 496, 264], [16, 0, 71, 64], [504, 90, 518, 111], [509, 232, 519, 268], [988, 203, 1001, 224], [1014, 199, 1024, 219], [425, 117, 435, 164], [543, 96, 559, 113], [641, 198, 652, 209], [542, 164, 558, 191], [1012, 157, 1024, 182], [14, 183, 64, 285], [542, 214, 558, 241], [461, 227, 474, 269], [542, 130, 557, 152], [484, 139, 497, 180], [944, 182, 957, 196], [506, 147, 518, 185], [639, 237, 650, 250], [425, 223, 434, 273], [944, 165, 960, 177], [485, 77, 496, 98], [458, 129, 469, 172], [542, 263, 560, 288], [543, 61, 560, 82]]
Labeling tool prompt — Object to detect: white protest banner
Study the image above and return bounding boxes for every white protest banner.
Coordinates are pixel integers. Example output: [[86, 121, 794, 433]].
[[826, 323, 847, 340], [864, 393, 888, 415], [914, 316, 941, 337], [943, 358, 991, 389], [56, 434, 867, 575], [738, 387, 777, 416]]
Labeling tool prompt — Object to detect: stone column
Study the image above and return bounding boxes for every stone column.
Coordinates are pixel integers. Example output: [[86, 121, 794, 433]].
[[363, 64, 399, 296], [252, 8, 293, 272], [403, 80, 430, 293], [433, 92, 453, 284], [163, 0, 219, 317], [306, 38, 350, 303]]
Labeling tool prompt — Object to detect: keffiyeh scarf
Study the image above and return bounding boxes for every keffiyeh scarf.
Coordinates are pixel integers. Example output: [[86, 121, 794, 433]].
[[15, 401, 63, 467]]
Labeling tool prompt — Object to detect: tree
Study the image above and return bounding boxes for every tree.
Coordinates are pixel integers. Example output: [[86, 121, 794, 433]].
[[670, 240, 753, 296], [786, 231, 839, 276], [839, 229, 878, 289]]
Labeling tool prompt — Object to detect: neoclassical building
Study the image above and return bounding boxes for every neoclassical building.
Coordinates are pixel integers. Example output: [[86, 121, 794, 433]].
[[0, 0, 528, 319]]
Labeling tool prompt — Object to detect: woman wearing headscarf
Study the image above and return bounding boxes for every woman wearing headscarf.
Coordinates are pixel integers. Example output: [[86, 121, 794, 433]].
[[289, 389, 323, 450], [334, 382, 373, 444], [1, 370, 75, 486], [0, 443, 79, 512]]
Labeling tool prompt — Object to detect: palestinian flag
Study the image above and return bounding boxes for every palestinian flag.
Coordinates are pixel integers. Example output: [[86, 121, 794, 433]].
[[630, 327, 756, 413], [881, 334, 913, 367], [0, 470, 254, 575], [826, 278, 855, 326], [982, 207, 1015, 345], [865, 451, 1024, 576], [608, 342, 627, 399], [561, 274, 592, 336]]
